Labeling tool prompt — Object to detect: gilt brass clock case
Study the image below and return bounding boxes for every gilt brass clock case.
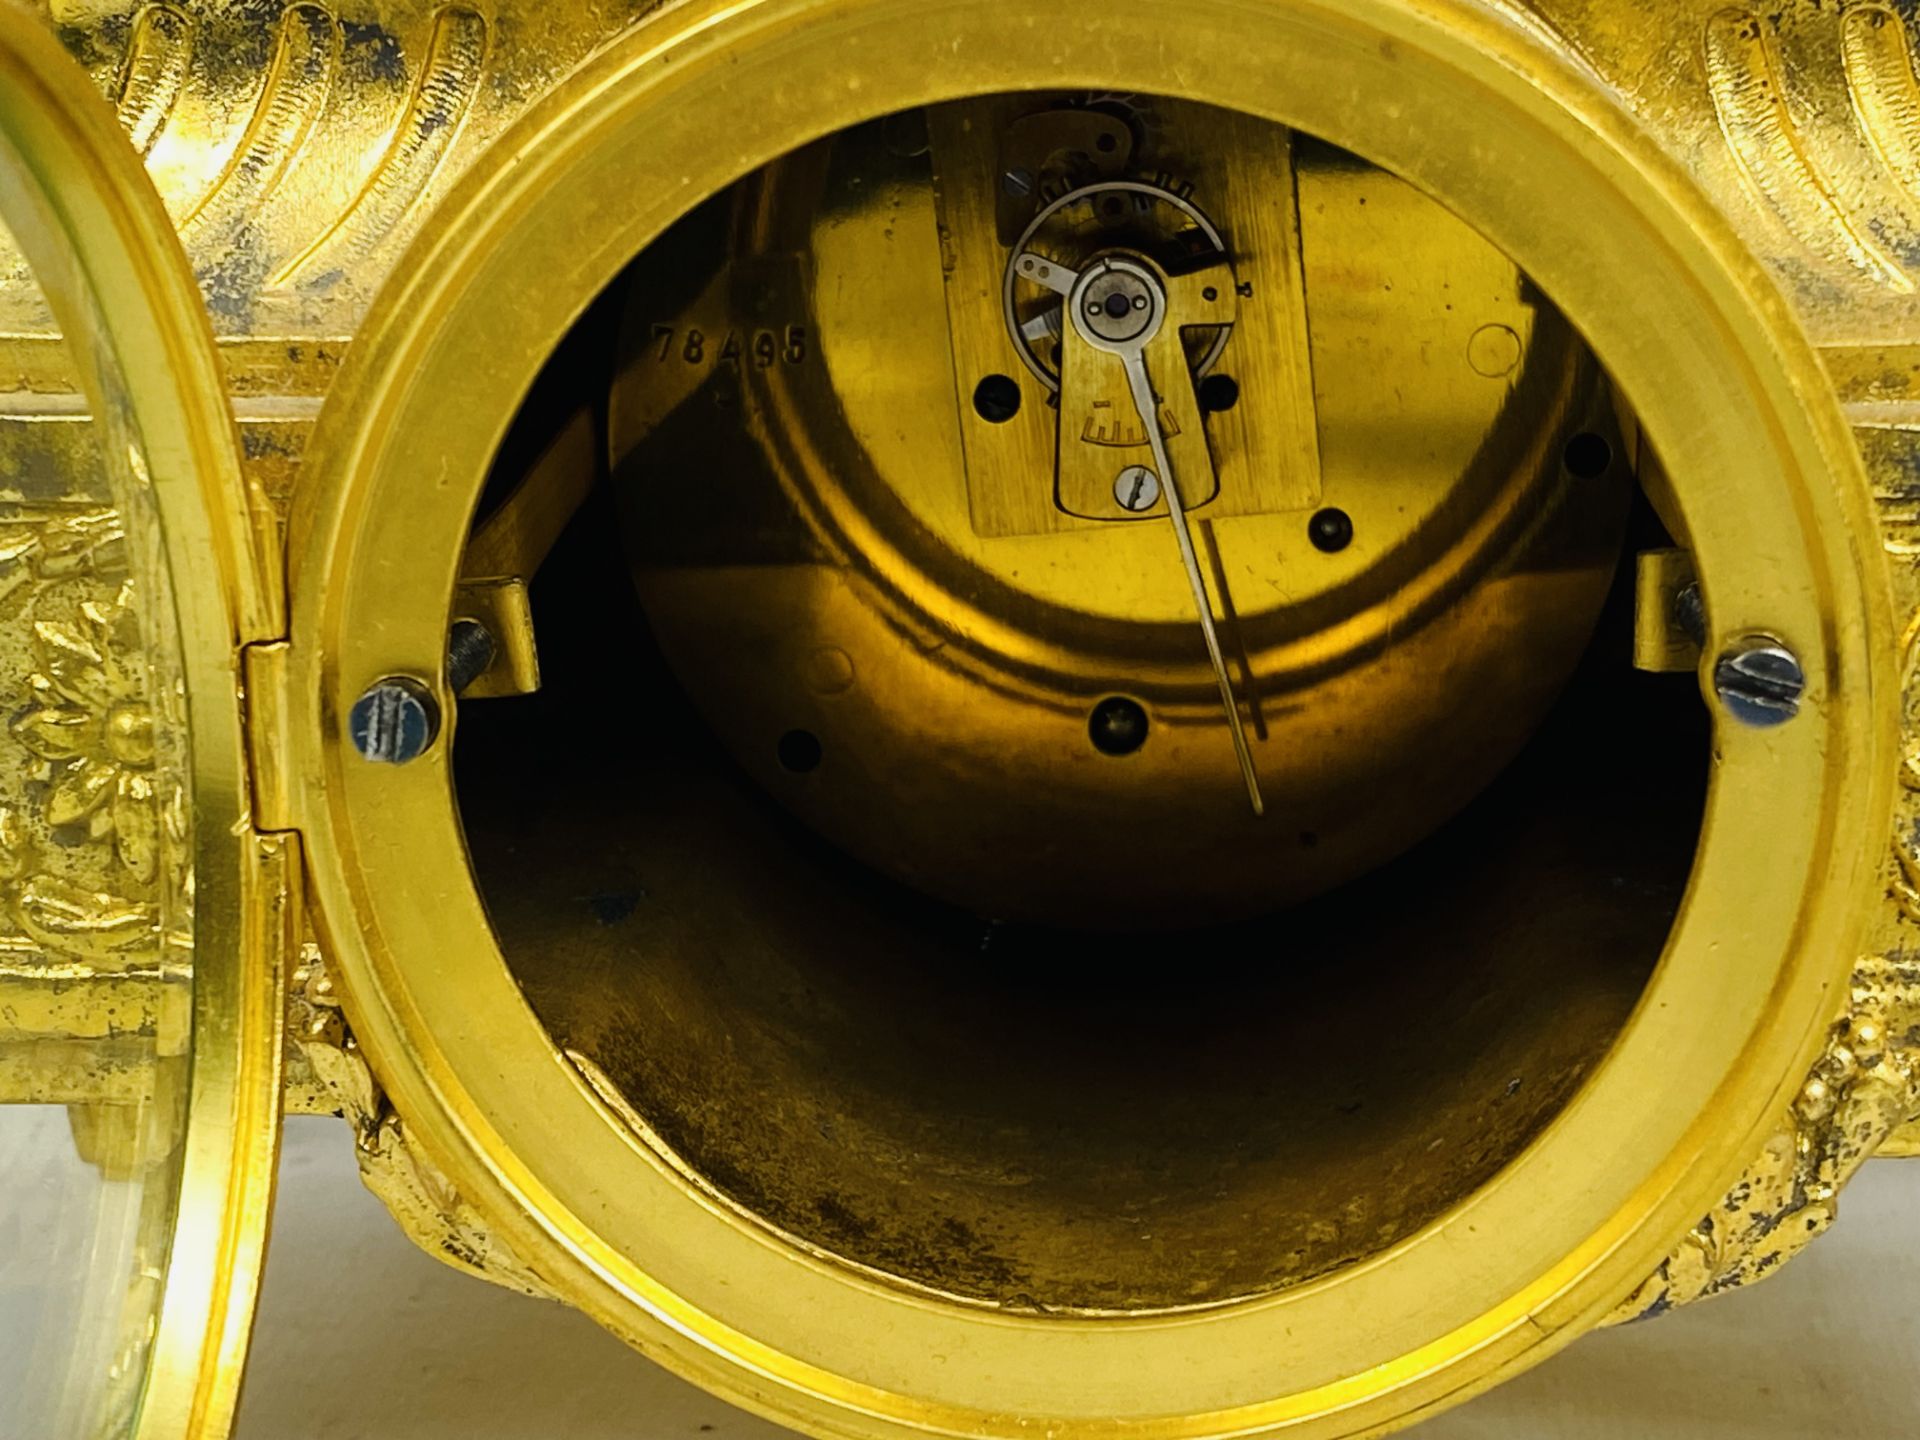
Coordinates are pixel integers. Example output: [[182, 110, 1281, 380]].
[[284, 3, 1895, 1440]]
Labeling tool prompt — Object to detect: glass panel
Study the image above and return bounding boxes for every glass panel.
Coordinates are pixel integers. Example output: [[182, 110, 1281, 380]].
[[0, 200, 196, 1439]]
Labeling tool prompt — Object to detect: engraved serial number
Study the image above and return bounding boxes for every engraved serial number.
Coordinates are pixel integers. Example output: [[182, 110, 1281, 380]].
[[650, 324, 810, 367]]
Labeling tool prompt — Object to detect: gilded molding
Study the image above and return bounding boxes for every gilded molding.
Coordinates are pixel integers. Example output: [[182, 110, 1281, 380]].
[[287, 942, 548, 1297], [0, 501, 186, 1020]]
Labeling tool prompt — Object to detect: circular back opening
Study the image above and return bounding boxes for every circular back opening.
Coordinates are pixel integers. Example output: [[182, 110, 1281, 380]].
[[451, 94, 1707, 1314]]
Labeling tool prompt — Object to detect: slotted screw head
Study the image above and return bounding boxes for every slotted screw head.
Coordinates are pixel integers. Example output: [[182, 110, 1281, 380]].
[[349, 677, 440, 764], [1712, 639, 1804, 728]]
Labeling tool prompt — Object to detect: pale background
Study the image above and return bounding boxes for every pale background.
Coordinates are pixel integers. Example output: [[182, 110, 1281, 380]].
[[236, 1119, 1920, 1439]]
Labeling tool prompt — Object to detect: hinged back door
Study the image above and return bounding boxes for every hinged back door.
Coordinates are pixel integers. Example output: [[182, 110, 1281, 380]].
[[0, 8, 290, 1439]]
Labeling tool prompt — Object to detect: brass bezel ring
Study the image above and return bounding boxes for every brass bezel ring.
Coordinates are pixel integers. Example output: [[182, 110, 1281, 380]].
[[289, 2, 1897, 1437]]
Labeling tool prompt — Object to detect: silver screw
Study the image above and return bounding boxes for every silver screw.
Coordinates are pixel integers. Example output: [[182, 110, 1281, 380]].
[[1114, 465, 1161, 513], [1001, 167, 1035, 198], [349, 677, 440, 764], [1713, 638, 1805, 727]]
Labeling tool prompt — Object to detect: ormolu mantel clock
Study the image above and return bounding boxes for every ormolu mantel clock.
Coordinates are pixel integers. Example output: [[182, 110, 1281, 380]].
[[2, 1, 1918, 1436]]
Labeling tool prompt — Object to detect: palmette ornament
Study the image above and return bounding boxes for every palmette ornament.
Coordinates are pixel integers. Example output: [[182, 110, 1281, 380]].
[[0, 2, 1917, 1437]]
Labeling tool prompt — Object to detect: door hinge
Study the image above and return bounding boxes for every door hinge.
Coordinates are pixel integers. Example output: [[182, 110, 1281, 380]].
[[241, 640, 298, 836]]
